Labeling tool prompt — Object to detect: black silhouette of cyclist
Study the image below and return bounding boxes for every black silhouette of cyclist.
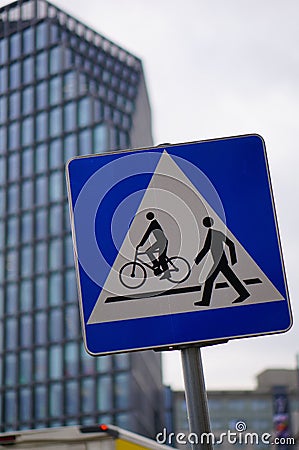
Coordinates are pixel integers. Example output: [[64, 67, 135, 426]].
[[137, 212, 171, 280], [194, 217, 250, 306]]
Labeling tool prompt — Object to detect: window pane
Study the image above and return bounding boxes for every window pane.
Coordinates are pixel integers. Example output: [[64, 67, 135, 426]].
[[115, 373, 130, 409], [21, 212, 33, 243], [22, 117, 34, 146], [94, 124, 107, 152], [64, 102, 76, 132], [49, 139, 61, 169], [35, 312, 47, 345], [49, 272, 62, 305], [36, 22, 48, 49], [8, 122, 20, 150], [36, 52, 48, 80], [36, 112, 48, 141], [36, 144, 48, 173], [96, 355, 112, 373], [5, 317, 17, 350], [20, 278, 32, 311], [79, 129, 92, 154], [5, 354, 17, 386], [21, 180, 32, 209], [5, 391, 17, 425], [49, 76, 61, 105], [49, 172, 62, 201], [21, 245, 32, 277], [0, 39, 8, 64], [22, 147, 33, 178], [114, 353, 130, 370], [9, 92, 20, 120], [22, 57, 34, 84], [65, 305, 79, 340], [66, 380, 79, 415], [0, 157, 5, 184], [79, 73, 87, 94], [35, 348, 47, 381], [50, 24, 59, 44], [10, 62, 20, 89], [65, 342, 78, 376], [0, 97, 7, 124], [78, 97, 91, 127], [65, 269, 77, 303], [97, 375, 112, 412], [23, 27, 34, 54], [64, 134, 77, 162], [49, 238, 62, 270], [82, 378, 95, 413], [35, 242, 47, 274], [22, 86, 34, 115], [0, 67, 7, 94], [8, 153, 19, 181], [20, 351, 32, 385], [49, 345, 62, 379], [49, 107, 62, 137], [65, 235, 74, 266], [0, 126, 6, 153], [50, 47, 61, 74], [49, 383, 63, 417], [6, 247, 17, 279], [8, 184, 19, 213], [20, 388, 32, 422], [63, 71, 77, 99], [6, 284, 18, 315], [35, 176, 47, 206], [10, 33, 21, 59], [35, 385, 47, 419], [35, 208, 47, 239], [35, 276, 47, 308], [49, 203, 62, 234], [20, 314, 32, 347], [94, 99, 102, 122], [50, 308, 62, 340], [7, 216, 18, 246], [36, 81, 48, 110]]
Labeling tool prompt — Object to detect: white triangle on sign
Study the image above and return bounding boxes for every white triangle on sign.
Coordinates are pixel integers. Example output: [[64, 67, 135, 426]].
[[87, 151, 285, 324]]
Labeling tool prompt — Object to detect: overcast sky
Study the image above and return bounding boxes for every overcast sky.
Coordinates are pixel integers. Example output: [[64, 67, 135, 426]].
[[2, 0, 298, 390]]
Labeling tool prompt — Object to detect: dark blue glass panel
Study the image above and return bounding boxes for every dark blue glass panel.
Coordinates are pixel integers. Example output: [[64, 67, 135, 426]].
[[23, 27, 34, 54], [22, 86, 34, 115]]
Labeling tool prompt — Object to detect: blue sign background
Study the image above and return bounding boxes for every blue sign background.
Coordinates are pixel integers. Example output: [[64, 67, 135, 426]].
[[67, 134, 292, 354]]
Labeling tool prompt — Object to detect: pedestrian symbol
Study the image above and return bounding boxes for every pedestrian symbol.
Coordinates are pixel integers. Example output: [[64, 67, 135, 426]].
[[66, 135, 292, 354], [194, 216, 250, 306]]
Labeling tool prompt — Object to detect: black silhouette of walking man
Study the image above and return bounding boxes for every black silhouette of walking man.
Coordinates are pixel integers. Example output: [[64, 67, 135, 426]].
[[137, 212, 171, 280], [194, 217, 250, 306]]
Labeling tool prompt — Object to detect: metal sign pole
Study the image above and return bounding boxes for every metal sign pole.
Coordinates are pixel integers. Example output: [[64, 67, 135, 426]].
[[181, 346, 213, 450]]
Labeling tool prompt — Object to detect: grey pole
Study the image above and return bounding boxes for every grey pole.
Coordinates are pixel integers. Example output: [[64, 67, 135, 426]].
[[181, 346, 213, 450]]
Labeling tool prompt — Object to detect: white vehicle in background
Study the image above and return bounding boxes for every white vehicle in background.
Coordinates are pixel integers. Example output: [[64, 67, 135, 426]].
[[0, 424, 170, 450]]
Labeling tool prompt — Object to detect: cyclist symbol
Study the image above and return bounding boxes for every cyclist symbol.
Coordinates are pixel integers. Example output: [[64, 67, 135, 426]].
[[119, 212, 191, 289]]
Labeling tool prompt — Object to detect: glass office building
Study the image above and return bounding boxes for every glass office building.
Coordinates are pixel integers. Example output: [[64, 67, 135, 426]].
[[172, 369, 299, 450], [0, 0, 163, 437]]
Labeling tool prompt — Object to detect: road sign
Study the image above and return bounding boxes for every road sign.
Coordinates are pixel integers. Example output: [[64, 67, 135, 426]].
[[66, 134, 292, 355]]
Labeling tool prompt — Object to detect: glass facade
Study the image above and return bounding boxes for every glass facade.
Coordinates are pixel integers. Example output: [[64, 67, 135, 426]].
[[0, 0, 161, 438]]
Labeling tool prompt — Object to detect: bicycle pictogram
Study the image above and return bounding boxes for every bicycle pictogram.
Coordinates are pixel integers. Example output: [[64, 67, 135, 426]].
[[119, 248, 191, 289]]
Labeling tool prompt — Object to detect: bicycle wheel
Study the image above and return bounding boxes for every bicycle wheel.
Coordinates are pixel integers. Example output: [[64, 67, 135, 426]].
[[168, 257, 191, 284], [119, 262, 147, 289]]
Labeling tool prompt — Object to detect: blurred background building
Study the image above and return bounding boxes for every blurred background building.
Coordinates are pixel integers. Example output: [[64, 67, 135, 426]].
[[0, 0, 163, 437], [172, 367, 299, 449]]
